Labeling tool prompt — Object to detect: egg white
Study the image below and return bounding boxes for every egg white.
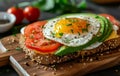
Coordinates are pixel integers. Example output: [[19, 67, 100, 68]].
[[43, 15, 101, 47]]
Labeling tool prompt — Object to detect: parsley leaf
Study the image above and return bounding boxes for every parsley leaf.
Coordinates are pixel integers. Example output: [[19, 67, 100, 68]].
[[66, 23, 72, 26], [59, 33, 63, 36]]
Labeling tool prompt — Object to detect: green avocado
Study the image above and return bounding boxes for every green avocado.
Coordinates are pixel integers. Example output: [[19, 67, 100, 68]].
[[99, 17, 113, 41], [54, 13, 112, 56], [97, 16, 108, 42], [55, 36, 99, 56]]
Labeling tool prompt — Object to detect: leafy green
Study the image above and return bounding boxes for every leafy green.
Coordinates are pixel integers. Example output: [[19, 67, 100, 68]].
[[77, 0, 87, 9], [32, 0, 55, 11], [18, 0, 87, 14], [18, 2, 31, 7]]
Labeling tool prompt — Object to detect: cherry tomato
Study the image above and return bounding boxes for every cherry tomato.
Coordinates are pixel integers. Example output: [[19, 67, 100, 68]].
[[24, 6, 40, 22], [7, 7, 24, 24], [24, 21, 61, 53], [100, 13, 119, 26]]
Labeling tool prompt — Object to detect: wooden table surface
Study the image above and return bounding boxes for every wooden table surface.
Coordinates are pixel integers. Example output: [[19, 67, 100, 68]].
[[0, 0, 120, 76]]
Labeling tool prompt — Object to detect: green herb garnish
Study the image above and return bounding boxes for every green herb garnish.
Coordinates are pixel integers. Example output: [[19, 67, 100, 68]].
[[71, 29, 74, 33], [13, 34, 17, 37], [17, 0, 87, 14], [71, 19, 78, 23], [42, 25, 44, 28], [66, 23, 72, 26], [29, 34, 34, 39], [78, 32, 80, 35], [82, 28, 88, 32], [95, 16, 99, 18], [51, 31, 55, 36], [66, 18, 78, 23], [16, 47, 22, 51], [59, 33, 63, 36], [86, 23, 90, 27], [64, 38, 70, 43]]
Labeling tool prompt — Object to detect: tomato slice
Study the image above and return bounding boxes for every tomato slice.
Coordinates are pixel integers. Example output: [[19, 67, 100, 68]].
[[100, 14, 120, 26], [24, 21, 61, 53]]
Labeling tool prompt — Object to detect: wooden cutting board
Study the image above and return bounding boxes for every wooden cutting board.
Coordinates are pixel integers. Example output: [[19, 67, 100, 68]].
[[1, 34, 120, 76], [0, 34, 20, 67]]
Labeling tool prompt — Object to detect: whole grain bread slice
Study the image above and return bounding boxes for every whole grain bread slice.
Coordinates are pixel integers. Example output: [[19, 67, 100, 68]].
[[19, 32, 120, 64]]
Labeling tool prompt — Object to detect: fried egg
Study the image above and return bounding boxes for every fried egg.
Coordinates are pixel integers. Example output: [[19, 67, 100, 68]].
[[43, 15, 101, 47]]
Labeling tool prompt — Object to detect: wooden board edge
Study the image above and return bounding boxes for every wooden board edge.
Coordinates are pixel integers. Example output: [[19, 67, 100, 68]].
[[9, 56, 30, 76], [0, 51, 20, 67]]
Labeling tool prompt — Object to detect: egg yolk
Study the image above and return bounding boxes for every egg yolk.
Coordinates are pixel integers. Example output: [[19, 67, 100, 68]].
[[54, 18, 88, 37]]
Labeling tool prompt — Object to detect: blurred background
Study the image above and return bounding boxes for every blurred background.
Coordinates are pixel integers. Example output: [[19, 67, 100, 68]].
[[0, 0, 120, 20], [0, 0, 120, 76], [0, 0, 119, 37]]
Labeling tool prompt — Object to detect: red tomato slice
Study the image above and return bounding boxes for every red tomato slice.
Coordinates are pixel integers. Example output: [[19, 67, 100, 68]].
[[24, 21, 61, 53], [24, 21, 45, 38], [100, 14, 120, 26]]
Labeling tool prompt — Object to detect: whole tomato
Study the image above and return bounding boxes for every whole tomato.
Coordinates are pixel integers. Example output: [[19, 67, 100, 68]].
[[24, 6, 40, 22], [7, 7, 24, 24]]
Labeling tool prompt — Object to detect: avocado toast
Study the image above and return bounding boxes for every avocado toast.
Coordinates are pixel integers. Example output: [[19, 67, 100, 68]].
[[19, 13, 120, 64]]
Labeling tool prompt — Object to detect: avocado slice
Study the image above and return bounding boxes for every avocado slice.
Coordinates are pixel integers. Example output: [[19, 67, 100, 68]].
[[86, 15, 112, 42], [79, 14, 113, 42], [55, 36, 99, 56], [97, 16, 108, 42], [99, 18, 113, 41], [54, 14, 107, 56]]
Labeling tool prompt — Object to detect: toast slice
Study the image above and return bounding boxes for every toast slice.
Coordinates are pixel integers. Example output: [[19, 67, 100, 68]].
[[19, 31, 120, 64]]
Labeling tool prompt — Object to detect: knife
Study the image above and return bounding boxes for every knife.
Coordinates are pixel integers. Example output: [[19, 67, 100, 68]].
[[0, 40, 20, 66], [0, 40, 7, 53]]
